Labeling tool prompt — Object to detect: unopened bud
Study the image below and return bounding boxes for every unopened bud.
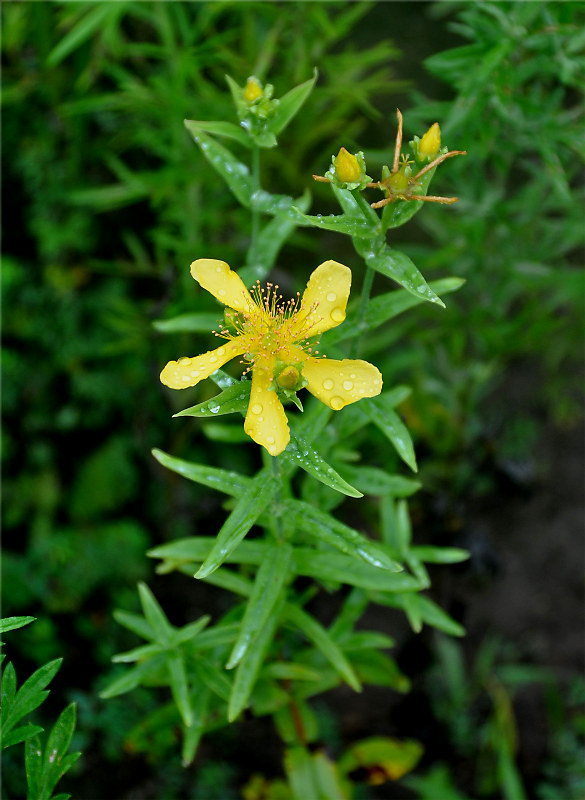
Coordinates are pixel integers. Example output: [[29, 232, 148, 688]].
[[277, 365, 301, 390], [243, 77, 263, 104], [334, 147, 362, 183], [418, 122, 441, 158]]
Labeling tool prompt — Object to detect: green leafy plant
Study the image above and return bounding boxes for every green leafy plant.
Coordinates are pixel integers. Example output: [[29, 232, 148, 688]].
[[1, 617, 81, 800], [101, 65, 469, 796]]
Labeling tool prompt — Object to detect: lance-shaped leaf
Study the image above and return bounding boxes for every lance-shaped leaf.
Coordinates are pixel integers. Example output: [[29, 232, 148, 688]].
[[99, 655, 166, 699], [226, 543, 293, 669], [285, 605, 361, 692], [325, 277, 465, 346], [2, 659, 62, 739], [373, 591, 465, 637], [365, 246, 444, 307], [173, 382, 251, 419], [0, 616, 36, 635], [339, 465, 421, 497], [184, 119, 252, 149], [25, 703, 81, 800], [167, 651, 192, 727], [295, 211, 380, 238], [152, 448, 251, 498], [411, 545, 469, 564], [195, 471, 279, 579], [293, 549, 419, 592], [137, 582, 173, 646], [112, 609, 154, 641], [192, 658, 232, 703], [148, 537, 267, 567], [185, 127, 254, 207], [283, 499, 402, 572], [282, 433, 362, 498], [152, 312, 221, 334], [228, 595, 285, 721], [363, 396, 417, 472], [181, 687, 210, 766], [268, 68, 318, 136]]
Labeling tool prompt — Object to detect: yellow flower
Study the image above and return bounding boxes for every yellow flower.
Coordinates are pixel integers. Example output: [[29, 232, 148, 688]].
[[418, 122, 441, 159], [243, 77, 263, 104], [334, 147, 362, 183], [161, 259, 383, 456]]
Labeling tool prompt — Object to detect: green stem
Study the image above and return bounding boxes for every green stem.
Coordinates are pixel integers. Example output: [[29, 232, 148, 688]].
[[349, 263, 375, 358], [250, 145, 261, 265]]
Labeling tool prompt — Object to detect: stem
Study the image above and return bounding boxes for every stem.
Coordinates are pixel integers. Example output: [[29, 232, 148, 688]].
[[349, 264, 375, 358], [250, 145, 261, 265]]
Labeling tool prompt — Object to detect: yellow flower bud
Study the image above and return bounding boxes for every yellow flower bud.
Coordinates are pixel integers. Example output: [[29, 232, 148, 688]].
[[277, 365, 301, 390], [418, 122, 441, 158], [334, 147, 362, 183], [243, 77, 263, 104]]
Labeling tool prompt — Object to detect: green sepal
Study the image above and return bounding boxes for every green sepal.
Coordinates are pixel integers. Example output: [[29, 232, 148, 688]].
[[151, 448, 251, 498], [282, 432, 363, 498], [184, 119, 252, 149], [365, 245, 445, 307], [173, 381, 251, 419], [363, 396, 417, 472], [226, 544, 293, 669], [283, 499, 402, 573], [194, 470, 279, 579]]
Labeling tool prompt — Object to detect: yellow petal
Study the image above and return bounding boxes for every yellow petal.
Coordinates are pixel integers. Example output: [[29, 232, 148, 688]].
[[244, 358, 290, 456], [190, 259, 255, 314], [302, 357, 383, 410], [160, 339, 245, 390], [295, 260, 352, 338]]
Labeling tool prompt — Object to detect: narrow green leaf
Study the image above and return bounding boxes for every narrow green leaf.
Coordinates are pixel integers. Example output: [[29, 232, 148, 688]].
[[148, 537, 267, 566], [44, 702, 77, 771], [3, 659, 62, 734], [99, 656, 165, 699], [285, 746, 319, 800], [296, 211, 380, 238], [313, 749, 347, 800], [1, 660, 17, 713], [366, 247, 444, 307], [0, 616, 36, 634], [25, 735, 42, 799], [283, 433, 362, 498], [171, 616, 211, 647], [186, 128, 253, 207], [167, 653, 192, 727], [269, 69, 318, 136], [173, 382, 251, 418], [112, 610, 154, 642], [184, 119, 252, 149], [226, 544, 293, 669], [195, 471, 279, 579], [1, 723, 44, 749], [411, 546, 470, 564], [283, 499, 402, 572], [187, 623, 240, 652], [262, 662, 322, 682], [47, 3, 117, 66], [340, 632, 396, 652], [339, 465, 421, 497], [181, 687, 210, 766], [152, 448, 251, 498], [137, 583, 173, 646], [285, 605, 361, 692], [228, 597, 284, 721], [152, 312, 220, 334], [364, 397, 417, 472], [293, 549, 419, 592], [112, 643, 164, 664], [326, 277, 465, 346], [192, 658, 232, 703]]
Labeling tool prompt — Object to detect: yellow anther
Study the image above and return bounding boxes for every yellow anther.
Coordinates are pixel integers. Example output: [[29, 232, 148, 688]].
[[334, 147, 362, 183], [419, 122, 441, 158], [243, 77, 263, 104]]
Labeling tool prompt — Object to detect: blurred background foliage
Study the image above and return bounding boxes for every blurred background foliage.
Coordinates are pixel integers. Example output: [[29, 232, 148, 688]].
[[2, 1, 583, 798]]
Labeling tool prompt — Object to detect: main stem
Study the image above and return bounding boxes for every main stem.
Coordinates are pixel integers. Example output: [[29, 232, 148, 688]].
[[349, 264, 375, 359], [250, 145, 261, 264]]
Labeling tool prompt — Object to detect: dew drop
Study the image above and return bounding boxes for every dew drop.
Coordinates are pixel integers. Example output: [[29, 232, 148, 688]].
[[323, 378, 334, 391], [181, 375, 192, 383], [209, 405, 220, 414], [330, 307, 345, 323], [251, 403, 263, 415], [178, 357, 191, 365], [218, 289, 226, 297], [217, 347, 226, 356], [373, 379, 380, 386], [330, 396, 344, 410], [267, 435, 275, 444], [268, 443, 278, 454], [326, 291, 337, 302], [191, 370, 200, 378], [343, 380, 353, 391], [209, 354, 217, 363]]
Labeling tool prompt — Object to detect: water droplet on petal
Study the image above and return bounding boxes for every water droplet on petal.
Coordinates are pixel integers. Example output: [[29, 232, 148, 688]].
[[330, 307, 345, 323], [251, 403, 263, 415], [267, 435, 275, 444], [191, 370, 200, 378], [181, 375, 192, 383], [178, 357, 191, 365], [217, 347, 226, 356], [331, 396, 344, 410], [326, 291, 337, 302], [323, 378, 334, 391], [209, 354, 217, 363], [343, 380, 353, 391], [218, 289, 226, 297]]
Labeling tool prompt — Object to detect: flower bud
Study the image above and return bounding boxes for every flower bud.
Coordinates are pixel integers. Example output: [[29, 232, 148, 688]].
[[243, 77, 263, 104], [418, 122, 441, 158], [334, 147, 362, 184], [277, 365, 301, 390]]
